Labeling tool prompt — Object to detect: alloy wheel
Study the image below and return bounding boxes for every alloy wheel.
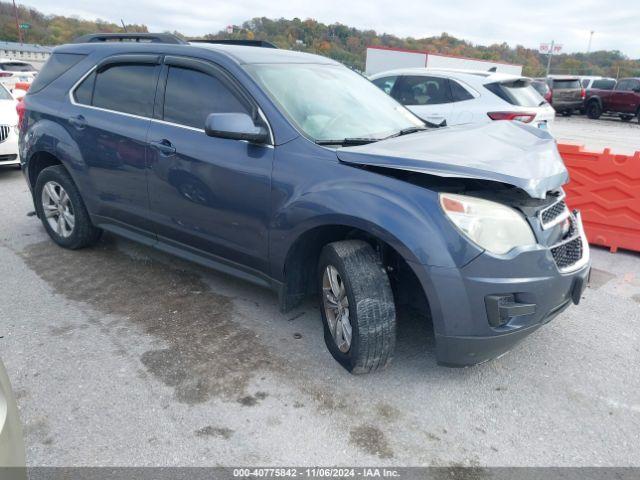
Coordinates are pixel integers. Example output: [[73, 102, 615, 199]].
[[41, 181, 75, 238], [322, 265, 352, 352]]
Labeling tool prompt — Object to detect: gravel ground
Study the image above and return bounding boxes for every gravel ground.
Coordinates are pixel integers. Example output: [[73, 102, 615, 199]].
[[553, 115, 640, 155], [0, 167, 639, 467]]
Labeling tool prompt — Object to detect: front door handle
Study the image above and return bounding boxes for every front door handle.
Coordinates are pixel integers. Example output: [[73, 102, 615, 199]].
[[150, 139, 176, 156], [68, 115, 87, 130]]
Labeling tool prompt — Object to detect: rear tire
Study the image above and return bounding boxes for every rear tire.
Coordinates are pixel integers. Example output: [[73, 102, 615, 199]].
[[34, 165, 102, 249], [318, 240, 396, 374], [586, 101, 602, 119], [620, 115, 633, 122], [561, 110, 572, 117]]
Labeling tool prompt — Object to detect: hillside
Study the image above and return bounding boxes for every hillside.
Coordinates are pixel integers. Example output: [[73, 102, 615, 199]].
[[0, 2, 638, 78], [0, 2, 147, 45], [210, 18, 640, 77]]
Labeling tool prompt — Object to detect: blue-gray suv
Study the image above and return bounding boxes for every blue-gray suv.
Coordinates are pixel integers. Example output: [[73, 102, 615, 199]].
[[19, 33, 591, 373]]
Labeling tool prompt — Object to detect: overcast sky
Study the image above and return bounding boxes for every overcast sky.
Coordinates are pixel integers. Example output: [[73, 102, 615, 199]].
[[25, 0, 640, 58]]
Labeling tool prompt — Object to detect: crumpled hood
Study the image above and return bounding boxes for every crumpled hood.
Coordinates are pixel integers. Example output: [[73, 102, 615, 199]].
[[336, 121, 568, 199]]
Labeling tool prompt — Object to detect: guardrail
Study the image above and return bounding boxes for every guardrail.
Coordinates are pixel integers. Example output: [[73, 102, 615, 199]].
[[559, 143, 640, 253]]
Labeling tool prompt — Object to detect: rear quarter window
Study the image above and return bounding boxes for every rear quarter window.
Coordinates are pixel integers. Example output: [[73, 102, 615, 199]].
[[29, 53, 86, 94], [591, 79, 616, 90]]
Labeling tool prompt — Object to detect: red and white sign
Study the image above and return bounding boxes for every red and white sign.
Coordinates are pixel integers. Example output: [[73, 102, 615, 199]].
[[226, 25, 234, 34], [539, 43, 563, 55]]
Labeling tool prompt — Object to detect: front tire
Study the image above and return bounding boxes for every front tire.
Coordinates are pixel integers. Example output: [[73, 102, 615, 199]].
[[34, 165, 101, 249], [318, 240, 396, 374]]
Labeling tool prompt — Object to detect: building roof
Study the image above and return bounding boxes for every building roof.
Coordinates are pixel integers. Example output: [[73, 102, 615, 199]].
[[0, 41, 52, 53]]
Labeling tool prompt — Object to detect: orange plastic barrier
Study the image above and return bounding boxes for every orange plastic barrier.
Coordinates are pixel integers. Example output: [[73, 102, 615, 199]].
[[558, 143, 640, 253]]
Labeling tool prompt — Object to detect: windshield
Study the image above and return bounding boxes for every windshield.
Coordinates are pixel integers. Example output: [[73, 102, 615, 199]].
[[245, 63, 424, 143]]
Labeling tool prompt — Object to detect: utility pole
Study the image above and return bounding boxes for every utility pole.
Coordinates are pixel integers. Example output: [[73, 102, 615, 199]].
[[545, 40, 555, 76], [587, 30, 594, 54], [12, 0, 23, 44], [121, 19, 128, 32]]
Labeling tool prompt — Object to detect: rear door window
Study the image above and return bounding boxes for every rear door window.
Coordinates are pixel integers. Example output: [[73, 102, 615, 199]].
[[392, 76, 452, 105], [616, 80, 631, 91], [552, 79, 581, 89], [162, 66, 251, 129], [485, 80, 543, 107], [91, 64, 158, 117]]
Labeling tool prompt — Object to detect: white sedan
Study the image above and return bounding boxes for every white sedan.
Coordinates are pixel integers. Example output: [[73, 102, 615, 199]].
[[0, 82, 18, 167], [0, 59, 37, 91], [370, 68, 556, 132]]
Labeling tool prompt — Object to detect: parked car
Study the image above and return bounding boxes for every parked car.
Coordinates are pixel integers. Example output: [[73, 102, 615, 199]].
[[0, 59, 37, 91], [370, 68, 555, 131], [0, 357, 26, 471], [530, 79, 553, 104], [579, 76, 616, 91], [585, 77, 640, 122], [0, 82, 19, 168], [545, 75, 585, 115], [19, 34, 590, 373]]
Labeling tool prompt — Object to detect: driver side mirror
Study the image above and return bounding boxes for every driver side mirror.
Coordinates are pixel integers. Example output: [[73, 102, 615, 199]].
[[633, 87, 640, 93], [204, 113, 269, 144]]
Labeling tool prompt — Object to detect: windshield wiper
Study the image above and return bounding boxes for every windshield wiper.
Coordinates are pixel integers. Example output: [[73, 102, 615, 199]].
[[315, 138, 380, 146], [381, 126, 429, 141], [398, 126, 428, 135]]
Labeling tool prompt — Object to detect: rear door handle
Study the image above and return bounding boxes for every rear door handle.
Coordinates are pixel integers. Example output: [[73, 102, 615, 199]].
[[150, 139, 176, 156], [68, 115, 87, 129]]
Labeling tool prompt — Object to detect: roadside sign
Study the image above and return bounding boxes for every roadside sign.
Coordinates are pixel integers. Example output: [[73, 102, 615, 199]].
[[539, 42, 563, 55], [19, 23, 30, 29]]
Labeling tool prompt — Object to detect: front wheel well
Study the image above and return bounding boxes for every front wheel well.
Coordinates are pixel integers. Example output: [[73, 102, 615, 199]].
[[279, 225, 429, 318]]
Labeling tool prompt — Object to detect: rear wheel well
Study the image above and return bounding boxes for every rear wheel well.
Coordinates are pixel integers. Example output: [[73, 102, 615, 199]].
[[28, 151, 63, 191], [280, 225, 429, 318]]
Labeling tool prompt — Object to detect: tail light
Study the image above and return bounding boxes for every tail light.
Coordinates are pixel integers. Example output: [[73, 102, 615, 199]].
[[0, 72, 12, 77], [16, 99, 26, 131], [487, 112, 536, 123], [545, 90, 553, 103], [580, 88, 586, 99]]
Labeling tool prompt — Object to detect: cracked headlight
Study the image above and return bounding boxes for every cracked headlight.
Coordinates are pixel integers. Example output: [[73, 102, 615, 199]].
[[440, 193, 536, 255]]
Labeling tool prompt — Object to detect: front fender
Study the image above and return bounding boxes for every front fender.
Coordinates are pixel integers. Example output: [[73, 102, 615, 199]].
[[270, 167, 483, 280]]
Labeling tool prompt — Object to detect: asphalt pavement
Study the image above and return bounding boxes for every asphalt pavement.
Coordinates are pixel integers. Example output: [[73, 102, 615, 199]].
[[1, 167, 639, 467]]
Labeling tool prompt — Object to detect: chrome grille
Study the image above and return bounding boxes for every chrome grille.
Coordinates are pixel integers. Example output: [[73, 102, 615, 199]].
[[0, 125, 9, 143], [539, 191, 570, 230]]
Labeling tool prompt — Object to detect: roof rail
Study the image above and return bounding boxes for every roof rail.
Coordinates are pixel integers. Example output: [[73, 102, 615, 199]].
[[72, 33, 187, 45], [189, 39, 278, 49]]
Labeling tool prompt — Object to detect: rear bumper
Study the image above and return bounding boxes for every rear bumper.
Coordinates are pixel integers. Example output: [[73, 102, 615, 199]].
[[553, 100, 583, 111]]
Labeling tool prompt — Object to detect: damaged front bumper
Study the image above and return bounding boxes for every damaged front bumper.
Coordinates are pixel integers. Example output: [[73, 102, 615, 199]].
[[411, 211, 591, 367]]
